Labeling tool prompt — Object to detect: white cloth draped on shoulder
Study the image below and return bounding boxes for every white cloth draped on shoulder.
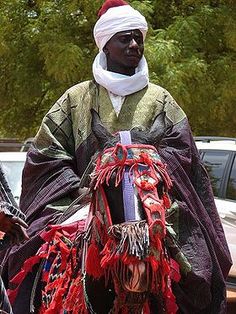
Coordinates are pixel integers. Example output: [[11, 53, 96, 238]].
[[92, 51, 149, 97]]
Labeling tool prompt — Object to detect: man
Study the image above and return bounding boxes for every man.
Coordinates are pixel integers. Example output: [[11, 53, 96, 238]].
[[2, 0, 231, 313]]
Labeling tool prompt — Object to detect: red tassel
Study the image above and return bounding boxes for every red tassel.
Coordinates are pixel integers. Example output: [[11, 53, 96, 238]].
[[170, 258, 181, 282], [140, 180, 155, 190], [143, 301, 151, 314], [86, 240, 104, 279], [163, 193, 171, 208], [121, 254, 138, 265], [101, 238, 119, 268], [63, 274, 88, 314], [139, 152, 153, 166], [164, 287, 179, 314], [162, 258, 170, 275], [146, 255, 159, 272], [8, 255, 42, 303]]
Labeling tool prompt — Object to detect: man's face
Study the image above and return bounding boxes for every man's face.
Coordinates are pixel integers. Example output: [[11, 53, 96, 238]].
[[103, 29, 144, 75]]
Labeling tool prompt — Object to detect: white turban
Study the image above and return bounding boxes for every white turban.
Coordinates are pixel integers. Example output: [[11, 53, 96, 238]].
[[93, 5, 148, 51]]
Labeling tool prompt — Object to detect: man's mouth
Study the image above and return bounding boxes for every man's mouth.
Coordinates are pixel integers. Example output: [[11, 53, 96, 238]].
[[126, 54, 141, 59]]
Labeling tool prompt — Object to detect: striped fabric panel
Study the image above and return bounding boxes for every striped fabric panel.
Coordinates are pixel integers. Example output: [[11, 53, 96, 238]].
[[0, 277, 13, 314]]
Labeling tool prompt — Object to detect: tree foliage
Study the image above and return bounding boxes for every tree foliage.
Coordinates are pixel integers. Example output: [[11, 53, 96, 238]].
[[0, 0, 235, 138]]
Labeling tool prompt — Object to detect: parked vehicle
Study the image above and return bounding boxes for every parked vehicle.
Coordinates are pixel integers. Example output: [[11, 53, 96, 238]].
[[195, 137, 236, 286], [0, 139, 23, 152], [0, 137, 33, 153], [0, 152, 27, 204]]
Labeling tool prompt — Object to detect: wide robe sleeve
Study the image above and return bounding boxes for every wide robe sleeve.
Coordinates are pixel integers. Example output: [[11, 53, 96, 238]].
[[19, 90, 81, 226], [158, 91, 232, 313], [0, 83, 99, 300]]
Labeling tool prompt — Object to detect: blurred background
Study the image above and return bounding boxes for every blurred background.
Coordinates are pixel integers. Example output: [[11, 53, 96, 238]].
[[0, 0, 235, 140]]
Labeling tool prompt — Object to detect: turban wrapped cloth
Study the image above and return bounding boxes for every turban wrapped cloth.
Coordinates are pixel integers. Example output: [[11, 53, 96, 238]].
[[93, 4, 148, 51]]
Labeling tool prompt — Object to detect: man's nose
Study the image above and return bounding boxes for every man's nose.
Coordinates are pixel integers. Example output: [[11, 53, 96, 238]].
[[129, 38, 139, 48]]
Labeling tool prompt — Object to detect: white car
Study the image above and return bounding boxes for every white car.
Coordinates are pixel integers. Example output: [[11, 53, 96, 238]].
[[0, 152, 27, 205], [195, 137, 236, 282]]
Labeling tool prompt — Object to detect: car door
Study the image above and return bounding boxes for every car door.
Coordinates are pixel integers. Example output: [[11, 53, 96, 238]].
[[200, 149, 236, 279]]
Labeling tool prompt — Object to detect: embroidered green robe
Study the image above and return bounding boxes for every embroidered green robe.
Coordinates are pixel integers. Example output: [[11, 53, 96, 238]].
[[35, 80, 185, 158]]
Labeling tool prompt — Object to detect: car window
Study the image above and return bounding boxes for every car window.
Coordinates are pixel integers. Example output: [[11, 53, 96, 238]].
[[201, 151, 230, 196], [226, 155, 236, 201], [0, 161, 25, 204]]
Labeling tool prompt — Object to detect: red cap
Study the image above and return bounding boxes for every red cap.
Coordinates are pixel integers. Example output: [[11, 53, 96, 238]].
[[98, 0, 128, 17]]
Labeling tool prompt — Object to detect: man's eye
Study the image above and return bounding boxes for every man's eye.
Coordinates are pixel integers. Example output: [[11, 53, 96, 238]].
[[119, 36, 131, 43], [134, 36, 143, 45]]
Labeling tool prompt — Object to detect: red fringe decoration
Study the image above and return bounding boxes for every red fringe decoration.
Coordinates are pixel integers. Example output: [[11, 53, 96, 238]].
[[10, 143, 181, 313], [139, 152, 153, 166], [101, 238, 119, 268], [86, 240, 104, 279], [140, 180, 155, 190], [8, 222, 87, 313], [163, 193, 171, 208], [8, 255, 41, 304], [89, 143, 180, 313], [170, 258, 181, 283], [143, 301, 151, 314], [63, 274, 88, 314]]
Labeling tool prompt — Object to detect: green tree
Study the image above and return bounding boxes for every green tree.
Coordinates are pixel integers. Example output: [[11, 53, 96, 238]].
[[145, 0, 236, 135], [0, 0, 235, 139]]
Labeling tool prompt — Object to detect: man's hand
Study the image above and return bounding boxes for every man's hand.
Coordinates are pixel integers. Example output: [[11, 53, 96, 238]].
[[0, 212, 29, 245]]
